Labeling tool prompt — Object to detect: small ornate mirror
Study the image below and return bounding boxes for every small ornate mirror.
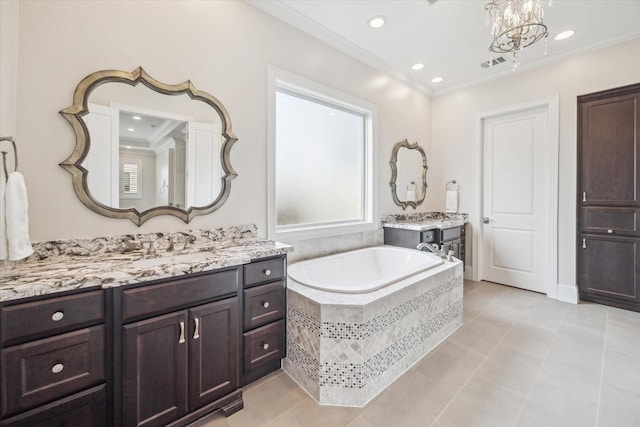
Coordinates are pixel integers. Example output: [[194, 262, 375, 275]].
[[60, 67, 237, 225], [389, 139, 427, 210]]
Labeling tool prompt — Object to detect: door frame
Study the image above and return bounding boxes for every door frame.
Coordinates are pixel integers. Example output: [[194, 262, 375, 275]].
[[471, 96, 559, 298]]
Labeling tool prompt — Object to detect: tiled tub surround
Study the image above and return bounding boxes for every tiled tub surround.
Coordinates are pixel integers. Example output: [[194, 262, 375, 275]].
[[284, 259, 463, 406], [381, 212, 468, 231], [0, 224, 292, 302]]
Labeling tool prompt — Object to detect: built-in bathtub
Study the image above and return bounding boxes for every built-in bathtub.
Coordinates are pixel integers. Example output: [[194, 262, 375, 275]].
[[284, 245, 463, 407], [288, 246, 443, 293]]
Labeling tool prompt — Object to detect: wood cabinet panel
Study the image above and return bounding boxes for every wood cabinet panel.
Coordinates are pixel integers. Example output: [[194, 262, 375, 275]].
[[579, 91, 640, 205], [579, 235, 639, 301], [1, 290, 104, 346], [1, 325, 104, 417], [121, 269, 239, 322], [242, 320, 285, 385], [122, 312, 188, 427], [581, 207, 639, 235], [244, 258, 285, 287], [0, 385, 105, 427], [188, 298, 239, 411], [243, 281, 286, 330]]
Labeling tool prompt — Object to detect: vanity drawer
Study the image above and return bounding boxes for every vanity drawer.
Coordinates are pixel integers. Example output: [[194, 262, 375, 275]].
[[243, 281, 286, 330], [244, 257, 286, 287], [121, 268, 239, 322], [1, 290, 105, 345], [581, 207, 639, 235], [0, 385, 106, 427], [0, 325, 105, 417], [242, 320, 285, 382]]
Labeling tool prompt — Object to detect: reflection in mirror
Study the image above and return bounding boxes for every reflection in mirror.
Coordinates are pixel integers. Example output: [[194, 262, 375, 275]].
[[60, 67, 237, 225], [389, 139, 427, 210]]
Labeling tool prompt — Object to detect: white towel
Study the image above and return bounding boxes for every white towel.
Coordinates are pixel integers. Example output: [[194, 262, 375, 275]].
[[406, 189, 416, 203], [445, 190, 458, 213], [0, 167, 6, 260], [6, 172, 33, 260]]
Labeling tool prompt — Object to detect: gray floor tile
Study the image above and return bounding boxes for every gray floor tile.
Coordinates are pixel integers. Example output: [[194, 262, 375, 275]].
[[515, 380, 597, 427], [414, 340, 486, 394], [436, 376, 525, 427], [476, 345, 543, 397], [601, 348, 640, 394], [597, 382, 640, 427]]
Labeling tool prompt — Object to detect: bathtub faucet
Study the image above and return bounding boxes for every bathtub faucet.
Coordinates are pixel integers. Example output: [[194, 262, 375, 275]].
[[417, 242, 455, 261]]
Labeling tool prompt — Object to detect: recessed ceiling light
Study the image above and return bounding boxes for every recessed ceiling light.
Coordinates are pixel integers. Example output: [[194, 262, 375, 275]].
[[368, 16, 386, 29], [431, 77, 444, 84], [132, 116, 142, 120], [411, 63, 425, 71], [127, 128, 135, 132], [554, 30, 575, 41]]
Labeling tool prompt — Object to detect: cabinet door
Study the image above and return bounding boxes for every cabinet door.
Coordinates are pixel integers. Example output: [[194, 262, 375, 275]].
[[578, 235, 640, 304], [122, 311, 188, 427], [188, 298, 239, 411], [579, 91, 640, 205]]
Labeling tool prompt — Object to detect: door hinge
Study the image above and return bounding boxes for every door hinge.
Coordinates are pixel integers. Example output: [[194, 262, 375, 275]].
[[582, 238, 587, 249]]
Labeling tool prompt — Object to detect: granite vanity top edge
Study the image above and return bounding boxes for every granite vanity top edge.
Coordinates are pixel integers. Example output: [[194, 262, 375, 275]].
[[381, 219, 466, 231], [0, 239, 293, 303]]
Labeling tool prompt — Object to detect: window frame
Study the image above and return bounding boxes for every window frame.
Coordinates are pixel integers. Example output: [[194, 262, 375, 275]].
[[267, 66, 377, 241]]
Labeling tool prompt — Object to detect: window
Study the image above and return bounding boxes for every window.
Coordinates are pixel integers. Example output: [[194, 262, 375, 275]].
[[268, 68, 376, 240], [120, 160, 142, 199]]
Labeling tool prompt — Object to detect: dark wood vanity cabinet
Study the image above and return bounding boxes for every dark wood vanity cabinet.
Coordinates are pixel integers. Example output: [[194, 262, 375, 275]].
[[241, 256, 287, 386], [117, 268, 243, 427], [0, 254, 288, 427], [0, 289, 107, 426], [577, 83, 640, 311]]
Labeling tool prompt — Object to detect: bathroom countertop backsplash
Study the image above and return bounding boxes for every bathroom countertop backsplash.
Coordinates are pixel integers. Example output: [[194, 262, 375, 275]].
[[381, 212, 468, 231], [0, 224, 292, 302]]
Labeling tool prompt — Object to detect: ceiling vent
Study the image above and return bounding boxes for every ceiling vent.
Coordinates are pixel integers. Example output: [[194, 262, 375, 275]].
[[480, 56, 506, 68]]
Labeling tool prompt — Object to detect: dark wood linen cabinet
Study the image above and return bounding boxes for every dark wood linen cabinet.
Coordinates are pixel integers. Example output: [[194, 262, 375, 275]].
[[577, 82, 640, 311]]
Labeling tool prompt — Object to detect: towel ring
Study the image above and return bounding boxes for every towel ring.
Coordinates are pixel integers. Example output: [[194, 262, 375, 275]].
[[407, 181, 417, 191], [446, 179, 460, 192], [0, 136, 18, 181]]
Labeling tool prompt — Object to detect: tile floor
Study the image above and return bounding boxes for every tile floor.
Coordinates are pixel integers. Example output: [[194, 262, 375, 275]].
[[191, 280, 640, 427]]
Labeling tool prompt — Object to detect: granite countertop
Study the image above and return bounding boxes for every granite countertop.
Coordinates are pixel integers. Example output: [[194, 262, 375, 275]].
[[0, 225, 292, 302], [381, 212, 468, 232]]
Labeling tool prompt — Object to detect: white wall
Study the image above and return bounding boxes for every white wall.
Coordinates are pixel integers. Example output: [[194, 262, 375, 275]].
[[430, 38, 640, 289], [12, 0, 432, 241]]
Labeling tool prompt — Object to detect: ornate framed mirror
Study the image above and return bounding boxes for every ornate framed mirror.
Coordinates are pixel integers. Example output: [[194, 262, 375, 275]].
[[60, 67, 237, 225], [389, 139, 427, 210]]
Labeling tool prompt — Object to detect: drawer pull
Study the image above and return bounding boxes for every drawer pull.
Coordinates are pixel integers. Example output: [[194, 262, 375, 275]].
[[261, 342, 270, 350], [179, 321, 186, 344], [52, 363, 64, 374], [193, 317, 200, 340], [51, 311, 64, 322], [607, 229, 613, 234], [262, 301, 270, 309], [264, 269, 272, 276]]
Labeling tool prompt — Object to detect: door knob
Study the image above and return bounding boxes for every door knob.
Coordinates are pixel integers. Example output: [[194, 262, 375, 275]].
[[483, 217, 490, 224]]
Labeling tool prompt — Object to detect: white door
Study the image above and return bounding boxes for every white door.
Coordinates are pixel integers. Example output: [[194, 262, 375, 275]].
[[186, 122, 221, 207], [481, 106, 549, 293], [85, 103, 119, 207]]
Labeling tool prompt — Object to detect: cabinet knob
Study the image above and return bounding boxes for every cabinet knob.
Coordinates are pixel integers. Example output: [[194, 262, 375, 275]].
[[262, 301, 270, 309], [52, 363, 64, 374], [264, 269, 272, 276], [51, 311, 64, 322], [607, 229, 613, 234], [261, 342, 270, 350]]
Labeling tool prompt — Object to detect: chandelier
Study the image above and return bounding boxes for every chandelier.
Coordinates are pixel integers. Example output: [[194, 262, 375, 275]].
[[485, 0, 550, 69]]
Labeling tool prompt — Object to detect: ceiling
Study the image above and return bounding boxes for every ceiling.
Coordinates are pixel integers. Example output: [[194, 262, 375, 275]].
[[249, 0, 640, 96]]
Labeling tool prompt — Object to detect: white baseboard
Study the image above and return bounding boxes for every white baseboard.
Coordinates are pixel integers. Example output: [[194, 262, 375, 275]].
[[464, 265, 474, 281], [556, 283, 578, 304]]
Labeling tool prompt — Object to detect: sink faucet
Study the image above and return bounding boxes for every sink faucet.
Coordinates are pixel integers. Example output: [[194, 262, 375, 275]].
[[417, 242, 446, 257]]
